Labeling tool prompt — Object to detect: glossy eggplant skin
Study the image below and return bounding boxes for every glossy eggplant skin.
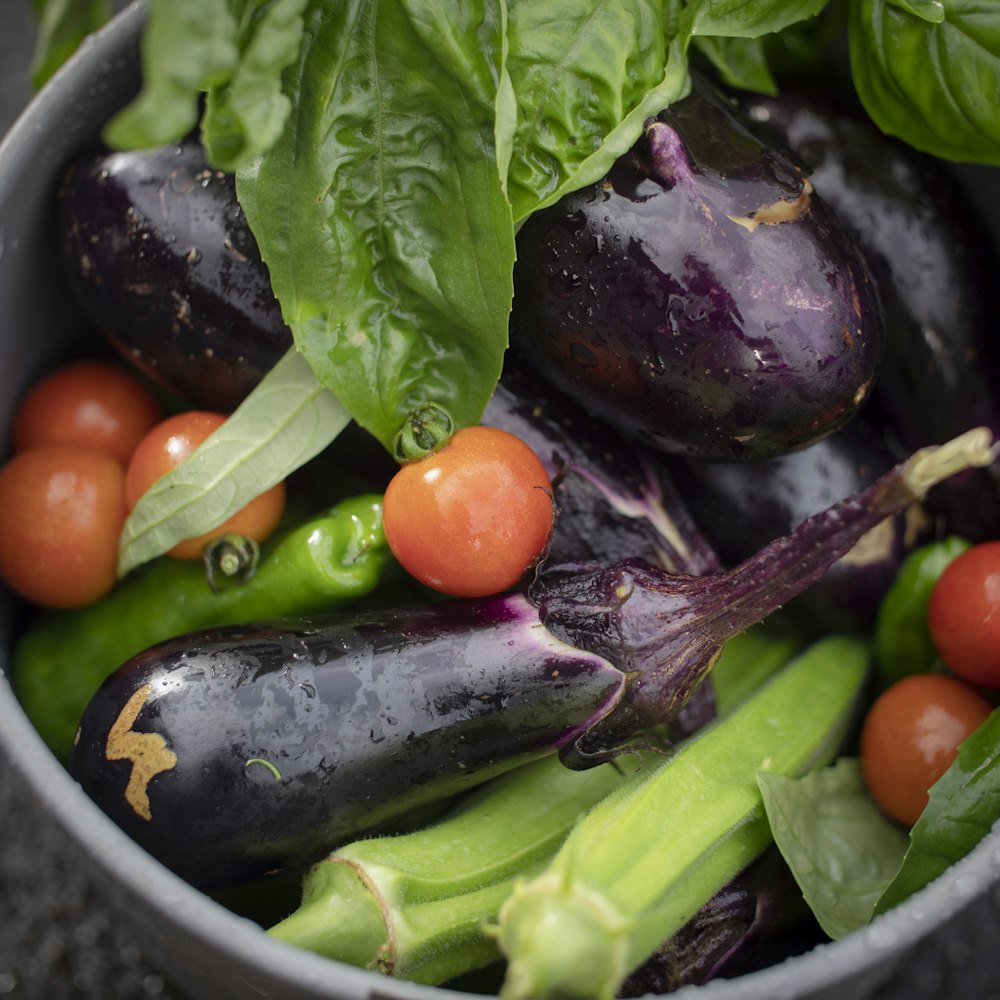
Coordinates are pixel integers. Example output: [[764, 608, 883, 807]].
[[509, 75, 883, 463], [483, 356, 720, 577], [671, 412, 928, 629], [69, 599, 622, 889], [58, 137, 293, 411], [741, 92, 1000, 536]]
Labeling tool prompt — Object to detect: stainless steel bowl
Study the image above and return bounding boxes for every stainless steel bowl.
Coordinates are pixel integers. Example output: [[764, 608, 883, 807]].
[[2, 4, 999, 998]]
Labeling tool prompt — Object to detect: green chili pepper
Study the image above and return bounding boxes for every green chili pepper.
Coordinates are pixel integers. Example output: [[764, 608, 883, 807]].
[[873, 535, 970, 689], [493, 635, 868, 1000], [15, 494, 390, 760]]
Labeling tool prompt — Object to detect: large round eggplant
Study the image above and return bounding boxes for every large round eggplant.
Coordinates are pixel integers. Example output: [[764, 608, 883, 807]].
[[740, 91, 1000, 537], [509, 75, 883, 463], [58, 137, 293, 411]]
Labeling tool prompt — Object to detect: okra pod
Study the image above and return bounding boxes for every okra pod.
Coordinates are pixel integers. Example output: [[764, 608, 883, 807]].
[[494, 635, 869, 1000], [15, 494, 390, 759], [268, 754, 633, 984]]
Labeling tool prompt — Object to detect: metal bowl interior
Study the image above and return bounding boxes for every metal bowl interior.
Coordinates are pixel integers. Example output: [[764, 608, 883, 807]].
[[1, 5, 999, 999]]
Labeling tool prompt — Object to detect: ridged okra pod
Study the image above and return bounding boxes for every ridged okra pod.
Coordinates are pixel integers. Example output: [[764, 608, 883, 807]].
[[494, 634, 869, 1000]]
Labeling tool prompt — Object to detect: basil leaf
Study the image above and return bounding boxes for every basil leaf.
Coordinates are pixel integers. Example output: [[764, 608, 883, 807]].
[[118, 349, 349, 576], [30, 0, 111, 88], [504, 0, 691, 222], [848, 0, 1000, 165], [888, 0, 945, 22], [103, 0, 239, 150], [685, 0, 832, 37], [201, 0, 309, 171], [237, 0, 514, 452], [758, 758, 909, 940], [692, 35, 779, 94], [874, 707, 1000, 915]]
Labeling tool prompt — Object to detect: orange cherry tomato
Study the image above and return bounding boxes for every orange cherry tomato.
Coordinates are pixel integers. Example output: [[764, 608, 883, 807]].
[[125, 410, 286, 560], [11, 359, 162, 465], [928, 540, 1000, 688], [860, 673, 992, 827], [0, 445, 127, 608], [382, 425, 553, 598]]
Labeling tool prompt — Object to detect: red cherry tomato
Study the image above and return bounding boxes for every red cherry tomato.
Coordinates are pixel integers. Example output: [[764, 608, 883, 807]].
[[382, 425, 553, 598], [860, 673, 992, 827], [125, 411, 286, 560], [11, 360, 162, 465], [0, 445, 127, 608], [927, 540, 1000, 687]]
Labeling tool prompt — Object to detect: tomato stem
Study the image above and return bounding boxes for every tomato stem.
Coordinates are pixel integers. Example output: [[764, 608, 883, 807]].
[[393, 404, 455, 464]]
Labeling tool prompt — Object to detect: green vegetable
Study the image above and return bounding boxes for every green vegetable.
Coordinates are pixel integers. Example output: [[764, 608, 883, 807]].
[[29, 0, 111, 88], [268, 754, 635, 985], [709, 617, 808, 715], [849, 0, 1000, 165], [235, 0, 516, 454], [757, 758, 909, 940], [875, 705, 1000, 915], [15, 494, 390, 760], [493, 635, 869, 1000], [872, 535, 970, 688]]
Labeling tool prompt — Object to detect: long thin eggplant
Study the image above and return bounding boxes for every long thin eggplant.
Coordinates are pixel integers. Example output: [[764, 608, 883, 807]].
[[740, 91, 1000, 537], [509, 74, 883, 462], [68, 430, 995, 888]]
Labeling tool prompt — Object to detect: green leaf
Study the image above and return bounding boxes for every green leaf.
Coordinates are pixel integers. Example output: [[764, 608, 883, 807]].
[[236, 0, 515, 452], [102, 0, 239, 150], [874, 706, 1000, 915], [29, 0, 111, 89], [504, 0, 692, 222], [848, 0, 1000, 165], [692, 35, 779, 94], [685, 0, 831, 38], [758, 759, 909, 940], [118, 348, 349, 576], [887, 0, 946, 23], [201, 0, 309, 171]]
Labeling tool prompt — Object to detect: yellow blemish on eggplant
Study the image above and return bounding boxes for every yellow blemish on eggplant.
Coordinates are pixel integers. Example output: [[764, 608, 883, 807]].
[[105, 683, 177, 822], [727, 178, 813, 232]]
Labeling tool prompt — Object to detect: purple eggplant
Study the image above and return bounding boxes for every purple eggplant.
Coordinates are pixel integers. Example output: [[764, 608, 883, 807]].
[[509, 74, 883, 463], [68, 429, 993, 888], [483, 356, 720, 577], [740, 91, 1000, 537], [58, 137, 293, 411], [672, 410, 929, 629]]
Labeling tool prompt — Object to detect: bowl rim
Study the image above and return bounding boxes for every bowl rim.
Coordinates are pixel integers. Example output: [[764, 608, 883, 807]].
[[0, 4, 998, 998]]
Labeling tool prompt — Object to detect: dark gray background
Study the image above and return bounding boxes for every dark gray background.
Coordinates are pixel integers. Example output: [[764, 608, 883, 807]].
[[1, 2, 999, 999]]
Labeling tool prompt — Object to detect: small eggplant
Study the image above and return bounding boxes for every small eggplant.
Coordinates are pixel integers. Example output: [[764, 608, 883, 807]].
[[671, 410, 929, 629], [740, 91, 1000, 537], [58, 137, 293, 411], [68, 429, 994, 888], [509, 74, 883, 462]]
